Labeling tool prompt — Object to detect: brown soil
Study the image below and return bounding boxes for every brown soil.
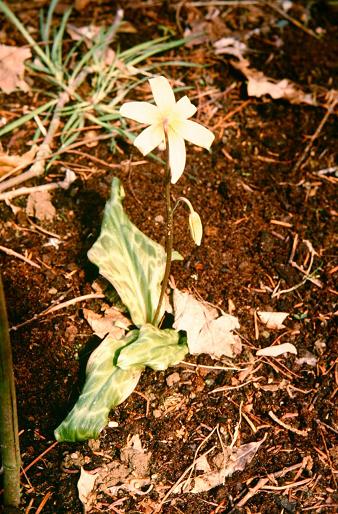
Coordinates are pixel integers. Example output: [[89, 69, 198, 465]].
[[1, 1, 337, 513]]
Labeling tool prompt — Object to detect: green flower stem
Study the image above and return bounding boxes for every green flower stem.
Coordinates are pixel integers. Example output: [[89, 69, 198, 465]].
[[152, 130, 173, 327], [0, 273, 21, 509]]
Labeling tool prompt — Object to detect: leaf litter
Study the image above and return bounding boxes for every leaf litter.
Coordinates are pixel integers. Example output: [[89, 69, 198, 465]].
[[77, 434, 152, 513], [174, 437, 266, 494], [0, 146, 37, 178], [172, 289, 242, 359], [83, 305, 130, 339], [231, 58, 317, 105], [0, 44, 31, 94], [26, 191, 56, 222], [257, 311, 289, 330], [256, 342, 297, 358]]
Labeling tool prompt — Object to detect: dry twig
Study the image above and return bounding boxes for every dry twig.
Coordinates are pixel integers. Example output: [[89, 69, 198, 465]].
[[293, 92, 338, 172], [268, 410, 309, 437], [0, 245, 40, 269]]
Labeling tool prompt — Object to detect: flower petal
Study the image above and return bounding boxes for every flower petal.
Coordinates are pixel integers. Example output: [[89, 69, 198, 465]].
[[176, 96, 197, 119], [149, 76, 176, 113], [179, 120, 215, 149], [133, 124, 163, 156], [120, 101, 159, 124], [168, 128, 186, 184]]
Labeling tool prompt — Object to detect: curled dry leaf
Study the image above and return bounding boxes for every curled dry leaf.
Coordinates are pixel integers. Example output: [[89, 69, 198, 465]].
[[256, 342, 297, 357], [77, 467, 98, 513], [232, 59, 316, 106], [213, 37, 247, 60], [257, 311, 289, 330], [0, 44, 31, 94], [173, 289, 241, 359], [0, 146, 37, 178], [83, 306, 130, 339], [175, 438, 265, 494]]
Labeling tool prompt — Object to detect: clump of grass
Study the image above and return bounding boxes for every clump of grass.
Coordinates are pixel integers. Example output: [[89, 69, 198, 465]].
[[0, 0, 190, 190]]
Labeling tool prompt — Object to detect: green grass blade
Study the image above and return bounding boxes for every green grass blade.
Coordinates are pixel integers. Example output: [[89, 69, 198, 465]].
[[0, 99, 57, 137], [51, 7, 72, 70], [41, 0, 59, 43]]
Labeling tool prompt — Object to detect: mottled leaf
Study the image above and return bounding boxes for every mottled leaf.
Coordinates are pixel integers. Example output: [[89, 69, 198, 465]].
[[88, 178, 179, 327], [55, 331, 141, 442], [117, 324, 188, 371]]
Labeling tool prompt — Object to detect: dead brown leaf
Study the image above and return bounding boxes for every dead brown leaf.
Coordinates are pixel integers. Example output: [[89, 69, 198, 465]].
[[77, 467, 98, 513], [0, 44, 31, 94], [175, 438, 265, 494], [232, 59, 316, 105], [83, 305, 130, 339], [0, 146, 37, 178], [26, 190, 56, 222], [257, 311, 289, 329], [173, 289, 242, 359]]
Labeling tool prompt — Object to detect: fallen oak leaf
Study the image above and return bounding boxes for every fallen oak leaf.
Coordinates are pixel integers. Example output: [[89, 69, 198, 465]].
[[196, 314, 242, 359], [256, 342, 297, 357], [173, 289, 241, 359], [0, 44, 31, 94]]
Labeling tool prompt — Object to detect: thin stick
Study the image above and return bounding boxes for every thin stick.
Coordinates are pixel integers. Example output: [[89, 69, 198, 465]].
[[21, 441, 58, 475], [268, 410, 309, 437], [262, 1, 319, 39], [0, 70, 88, 194], [0, 169, 75, 202], [237, 460, 306, 508], [10, 293, 105, 332], [152, 130, 172, 326], [0, 245, 40, 269], [35, 491, 52, 514], [0, 273, 21, 508], [293, 94, 338, 172]]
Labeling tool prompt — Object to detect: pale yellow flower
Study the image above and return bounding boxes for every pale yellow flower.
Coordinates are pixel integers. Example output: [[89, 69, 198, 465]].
[[120, 76, 215, 184], [189, 210, 203, 246]]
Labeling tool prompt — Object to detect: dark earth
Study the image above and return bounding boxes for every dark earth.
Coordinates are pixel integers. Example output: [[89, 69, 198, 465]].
[[0, 1, 337, 513]]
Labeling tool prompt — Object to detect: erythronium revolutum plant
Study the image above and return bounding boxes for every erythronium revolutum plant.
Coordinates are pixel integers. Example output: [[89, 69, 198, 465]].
[[55, 76, 214, 442]]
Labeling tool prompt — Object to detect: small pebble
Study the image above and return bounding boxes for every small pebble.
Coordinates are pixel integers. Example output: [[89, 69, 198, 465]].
[[166, 372, 180, 387]]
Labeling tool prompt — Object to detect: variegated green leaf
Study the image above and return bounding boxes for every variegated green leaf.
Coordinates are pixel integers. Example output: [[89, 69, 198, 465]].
[[55, 331, 141, 442], [117, 324, 188, 371], [88, 178, 179, 327]]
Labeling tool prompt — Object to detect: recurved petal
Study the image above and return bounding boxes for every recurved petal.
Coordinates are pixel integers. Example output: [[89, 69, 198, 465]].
[[120, 101, 159, 124], [179, 120, 215, 149], [133, 124, 164, 156], [176, 96, 197, 119], [168, 128, 186, 184], [149, 76, 176, 113]]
